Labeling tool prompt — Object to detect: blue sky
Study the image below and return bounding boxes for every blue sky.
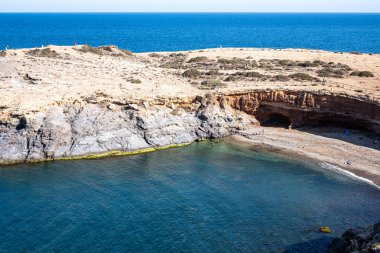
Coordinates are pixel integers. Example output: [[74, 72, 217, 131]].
[[2, 0, 380, 13]]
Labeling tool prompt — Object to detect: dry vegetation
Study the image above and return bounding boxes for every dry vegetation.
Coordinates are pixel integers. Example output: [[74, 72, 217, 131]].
[[25, 48, 60, 58], [74, 45, 133, 57], [152, 53, 375, 90]]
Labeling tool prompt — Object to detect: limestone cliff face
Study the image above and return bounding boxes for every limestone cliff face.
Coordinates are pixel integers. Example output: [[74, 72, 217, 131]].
[[0, 90, 379, 164], [0, 95, 253, 164]]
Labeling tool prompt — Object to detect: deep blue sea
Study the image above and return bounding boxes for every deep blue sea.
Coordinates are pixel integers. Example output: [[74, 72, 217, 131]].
[[0, 142, 379, 252], [0, 13, 380, 53]]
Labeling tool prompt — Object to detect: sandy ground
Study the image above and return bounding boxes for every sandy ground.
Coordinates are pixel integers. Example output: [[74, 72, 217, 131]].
[[227, 127, 380, 188], [0, 46, 379, 118]]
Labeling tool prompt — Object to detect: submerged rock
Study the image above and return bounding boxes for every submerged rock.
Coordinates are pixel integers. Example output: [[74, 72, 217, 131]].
[[320, 226, 333, 233]]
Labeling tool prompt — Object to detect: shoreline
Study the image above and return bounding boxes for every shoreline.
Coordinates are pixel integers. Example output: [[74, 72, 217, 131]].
[[0, 142, 192, 167], [227, 127, 380, 189], [1, 127, 379, 190]]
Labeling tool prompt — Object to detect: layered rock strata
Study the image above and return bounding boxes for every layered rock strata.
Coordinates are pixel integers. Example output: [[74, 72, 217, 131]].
[[0, 90, 379, 165]]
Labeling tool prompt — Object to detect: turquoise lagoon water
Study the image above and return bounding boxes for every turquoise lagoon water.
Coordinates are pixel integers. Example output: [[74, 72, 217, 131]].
[[0, 141, 379, 252], [1, 13, 380, 53]]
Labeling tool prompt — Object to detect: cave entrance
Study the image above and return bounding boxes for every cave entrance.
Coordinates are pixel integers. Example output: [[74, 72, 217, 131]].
[[260, 113, 292, 128]]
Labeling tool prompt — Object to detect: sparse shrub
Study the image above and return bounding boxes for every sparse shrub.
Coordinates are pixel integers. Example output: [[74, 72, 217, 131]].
[[317, 67, 346, 78], [182, 69, 201, 78], [312, 60, 325, 66], [350, 52, 362, 55], [188, 56, 208, 63], [0, 50, 6, 57], [234, 71, 264, 78], [127, 78, 142, 84], [272, 75, 290, 82], [159, 53, 187, 69], [25, 48, 60, 58], [350, 71, 374, 77], [225, 76, 238, 82], [160, 62, 182, 69], [277, 59, 297, 67], [298, 61, 318, 68], [258, 62, 273, 70], [206, 70, 220, 76], [336, 63, 353, 71], [75, 44, 103, 55], [217, 57, 254, 69], [148, 53, 161, 58], [99, 46, 113, 52], [121, 49, 133, 56], [200, 79, 226, 89], [75, 45, 132, 57], [170, 53, 186, 57], [289, 73, 314, 81]]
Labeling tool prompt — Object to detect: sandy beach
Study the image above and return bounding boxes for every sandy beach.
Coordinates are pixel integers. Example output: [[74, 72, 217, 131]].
[[228, 127, 380, 188]]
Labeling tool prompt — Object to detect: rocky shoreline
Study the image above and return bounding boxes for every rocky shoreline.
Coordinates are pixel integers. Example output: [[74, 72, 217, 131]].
[[329, 222, 380, 253], [1, 90, 379, 164], [0, 94, 252, 164]]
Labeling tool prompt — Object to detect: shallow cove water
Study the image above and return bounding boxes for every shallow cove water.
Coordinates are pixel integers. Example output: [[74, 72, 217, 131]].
[[0, 141, 379, 252]]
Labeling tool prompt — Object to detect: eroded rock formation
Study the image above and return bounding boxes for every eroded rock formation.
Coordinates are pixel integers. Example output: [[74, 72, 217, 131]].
[[223, 90, 380, 131]]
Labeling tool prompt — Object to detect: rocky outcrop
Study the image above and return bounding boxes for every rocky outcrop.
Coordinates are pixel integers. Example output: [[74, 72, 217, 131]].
[[0, 90, 379, 164], [0, 95, 253, 164], [329, 222, 380, 253]]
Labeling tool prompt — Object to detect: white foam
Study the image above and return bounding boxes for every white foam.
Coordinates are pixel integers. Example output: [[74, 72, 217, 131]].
[[319, 162, 380, 190]]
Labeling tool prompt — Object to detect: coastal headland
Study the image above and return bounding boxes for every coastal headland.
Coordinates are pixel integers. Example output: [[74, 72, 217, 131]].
[[0, 45, 379, 186]]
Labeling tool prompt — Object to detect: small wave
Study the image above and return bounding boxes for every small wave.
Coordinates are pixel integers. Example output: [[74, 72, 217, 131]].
[[319, 162, 380, 190]]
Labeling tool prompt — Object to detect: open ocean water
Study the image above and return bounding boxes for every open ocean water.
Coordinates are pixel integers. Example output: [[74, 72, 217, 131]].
[[0, 142, 379, 252], [0, 13, 380, 53]]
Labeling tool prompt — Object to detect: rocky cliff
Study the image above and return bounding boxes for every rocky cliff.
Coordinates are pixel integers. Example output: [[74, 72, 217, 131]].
[[0, 90, 379, 164]]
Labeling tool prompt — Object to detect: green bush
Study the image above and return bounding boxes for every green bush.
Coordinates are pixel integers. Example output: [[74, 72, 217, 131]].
[[350, 71, 374, 77], [182, 69, 201, 78]]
